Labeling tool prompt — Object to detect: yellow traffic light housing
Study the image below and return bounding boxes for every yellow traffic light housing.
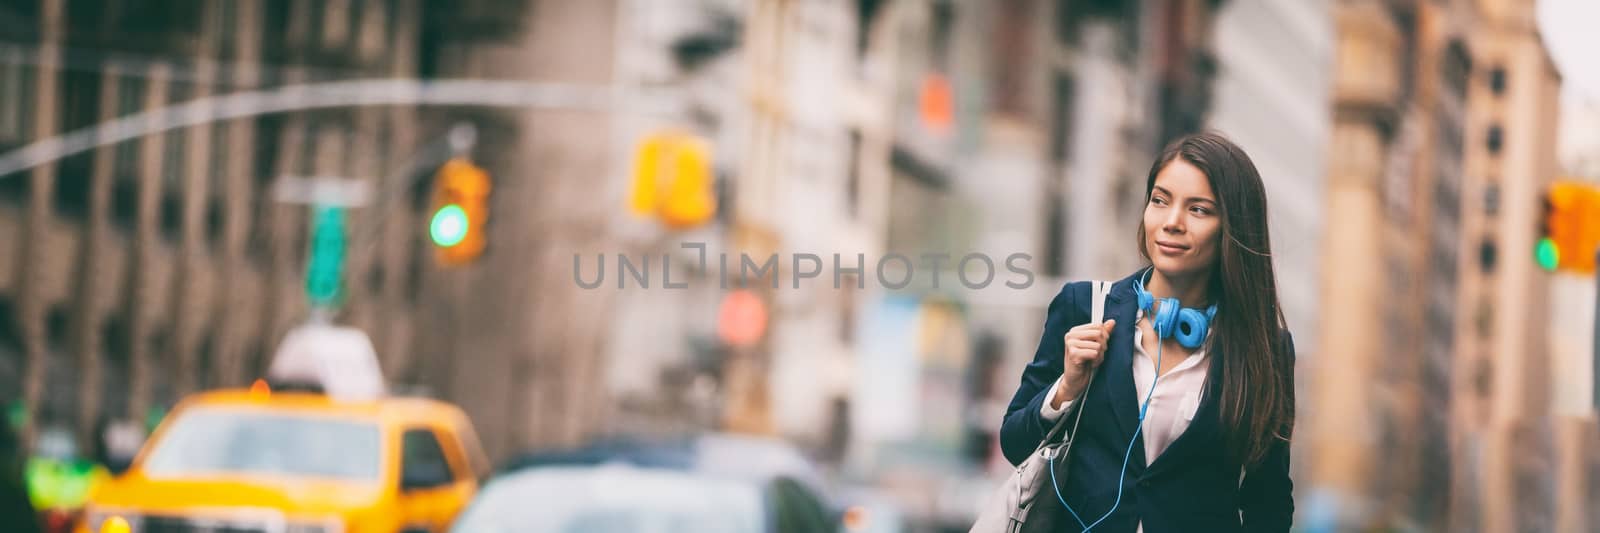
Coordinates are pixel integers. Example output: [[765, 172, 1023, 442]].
[[630, 131, 716, 229], [431, 158, 491, 266], [1541, 181, 1600, 274]]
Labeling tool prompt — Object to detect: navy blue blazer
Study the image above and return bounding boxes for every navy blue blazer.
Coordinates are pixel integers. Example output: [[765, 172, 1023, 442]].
[[999, 272, 1294, 533]]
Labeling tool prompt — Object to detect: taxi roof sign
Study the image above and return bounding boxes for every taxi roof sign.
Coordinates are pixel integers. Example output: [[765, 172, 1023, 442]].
[[267, 324, 386, 401]]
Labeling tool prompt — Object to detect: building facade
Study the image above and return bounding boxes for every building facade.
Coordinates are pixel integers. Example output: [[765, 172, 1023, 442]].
[[1461, 0, 1564, 530], [1308, 0, 1565, 530], [0, 0, 436, 452]]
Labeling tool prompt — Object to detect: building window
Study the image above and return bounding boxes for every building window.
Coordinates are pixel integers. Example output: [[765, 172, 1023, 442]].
[[118, 0, 204, 36], [0, 298, 19, 353], [367, 264, 386, 296], [161, 79, 193, 242], [1054, 0, 1073, 46], [53, 66, 104, 218], [0, 62, 36, 145], [1394, 9, 1418, 101], [1044, 190, 1066, 277], [46, 306, 70, 352], [856, 0, 886, 59], [846, 130, 862, 219], [1050, 72, 1077, 164], [249, 115, 284, 265], [110, 74, 147, 232], [929, 0, 955, 66], [1485, 125, 1504, 156], [100, 313, 130, 371], [1479, 239, 1497, 273], [0, 173, 27, 205], [0, 298, 20, 405], [0, 63, 33, 203], [1055, 0, 1130, 48], [115, 75, 146, 170], [111, 179, 138, 229], [54, 152, 94, 218], [308, 0, 329, 48], [1432, 171, 1460, 223], [16, 64, 33, 137], [206, 201, 225, 247], [0, 61, 15, 140], [990, 0, 1035, 117], [839, 280, 857, 345], [261, 0, 292, 68], [159, 194, 183, 242], [252, 115, 282, 189], [1441, 41, 1471, 97], [216, 0, 239, 60], [207, 122, 230, 248]]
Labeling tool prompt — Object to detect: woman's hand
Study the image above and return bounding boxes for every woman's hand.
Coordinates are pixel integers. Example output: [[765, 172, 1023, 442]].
[[1052, 319, 1115, 408]]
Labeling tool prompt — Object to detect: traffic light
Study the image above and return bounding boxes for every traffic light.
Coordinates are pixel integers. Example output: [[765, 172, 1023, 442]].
[[717, 289, 768, 348], [430, 158, 491, 266], [1537, 194, 1559, 272], [1538, 181, 1600, 273], [305, 206, 347, 306], [629, 130, 716, 229], [919, 72, 954, 134]]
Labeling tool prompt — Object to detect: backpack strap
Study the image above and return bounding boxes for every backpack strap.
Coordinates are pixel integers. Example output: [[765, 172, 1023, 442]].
[[1039, 280, 1112, 446]]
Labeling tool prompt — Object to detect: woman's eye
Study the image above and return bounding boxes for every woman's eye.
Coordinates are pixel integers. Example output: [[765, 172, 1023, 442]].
[[1151, 197, 1168, 206], [1190, 206, 1211, 216]]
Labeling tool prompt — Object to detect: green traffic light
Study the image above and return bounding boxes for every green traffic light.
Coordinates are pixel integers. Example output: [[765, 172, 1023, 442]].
[[430, 204, 469, 247], [1536, 237, 1560, 272]]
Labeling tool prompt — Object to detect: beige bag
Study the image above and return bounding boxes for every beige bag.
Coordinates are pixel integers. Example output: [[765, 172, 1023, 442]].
[[969, 280, 1110, 533]]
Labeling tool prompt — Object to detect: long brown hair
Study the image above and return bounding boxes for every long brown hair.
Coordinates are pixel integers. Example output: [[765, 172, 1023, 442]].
[[1136, 132, 1294, 468]]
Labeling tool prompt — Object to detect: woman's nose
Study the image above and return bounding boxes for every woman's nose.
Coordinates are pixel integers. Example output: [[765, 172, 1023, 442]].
[[1162, 210, 1185, 232]]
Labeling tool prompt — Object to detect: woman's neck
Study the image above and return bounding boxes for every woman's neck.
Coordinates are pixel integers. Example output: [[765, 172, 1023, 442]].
[[1146, 268, 1211, 309]]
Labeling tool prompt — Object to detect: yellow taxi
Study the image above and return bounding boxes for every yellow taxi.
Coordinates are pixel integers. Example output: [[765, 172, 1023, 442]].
[[79, 385, 488, 533]]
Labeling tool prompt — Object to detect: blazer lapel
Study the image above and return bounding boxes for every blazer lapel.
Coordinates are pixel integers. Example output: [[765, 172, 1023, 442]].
[[1099, 278, 1143, 442], [1144, 356, 1224, 478]]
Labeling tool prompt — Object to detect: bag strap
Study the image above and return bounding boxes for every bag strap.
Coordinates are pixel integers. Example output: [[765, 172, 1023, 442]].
[[1038, 280, 1111, 447]]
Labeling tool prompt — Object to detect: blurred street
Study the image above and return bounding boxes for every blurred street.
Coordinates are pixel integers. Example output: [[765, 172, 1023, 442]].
[[1, 0, 1600, 532]]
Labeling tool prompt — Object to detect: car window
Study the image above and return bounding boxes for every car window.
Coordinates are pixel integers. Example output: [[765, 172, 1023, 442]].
[[141, 407, 380, 481], [769, 477, 833, 533], [401, 428, 456, 488]]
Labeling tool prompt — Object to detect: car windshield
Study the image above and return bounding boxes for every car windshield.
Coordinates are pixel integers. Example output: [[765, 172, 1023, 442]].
[[141, 407, 382, 481], [450, 465, 764, 533]]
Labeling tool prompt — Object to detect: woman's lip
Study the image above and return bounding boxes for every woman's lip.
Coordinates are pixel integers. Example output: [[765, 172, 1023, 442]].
[[1156, 242, 1188, 253]]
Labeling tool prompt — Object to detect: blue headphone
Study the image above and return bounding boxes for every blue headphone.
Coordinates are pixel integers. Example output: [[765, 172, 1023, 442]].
[[1133, 270, 1217, 350]]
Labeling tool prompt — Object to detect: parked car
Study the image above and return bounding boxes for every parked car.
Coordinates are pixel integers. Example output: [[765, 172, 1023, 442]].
[[453, 433, 843, 533]]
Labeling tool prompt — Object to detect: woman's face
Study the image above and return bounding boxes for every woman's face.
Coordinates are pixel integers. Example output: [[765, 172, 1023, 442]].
[[1143, 159, 1222, 280]]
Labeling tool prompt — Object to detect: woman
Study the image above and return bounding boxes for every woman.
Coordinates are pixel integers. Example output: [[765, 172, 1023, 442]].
[[998, 132, 1295, 533]]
